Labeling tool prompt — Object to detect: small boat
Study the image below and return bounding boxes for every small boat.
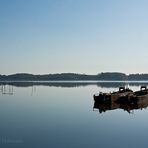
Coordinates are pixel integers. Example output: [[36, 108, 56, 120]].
[[93, 86, 148, 113], [116, 86, 148, 104], [134, 86, 148, 98], [93, 87, 133, 103]]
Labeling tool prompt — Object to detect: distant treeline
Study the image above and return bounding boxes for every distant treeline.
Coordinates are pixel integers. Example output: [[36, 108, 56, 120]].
[[1, 72, 148, 81]]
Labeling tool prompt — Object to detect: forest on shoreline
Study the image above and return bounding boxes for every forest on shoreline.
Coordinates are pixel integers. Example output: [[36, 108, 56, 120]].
[[1, 72, 148, 81]]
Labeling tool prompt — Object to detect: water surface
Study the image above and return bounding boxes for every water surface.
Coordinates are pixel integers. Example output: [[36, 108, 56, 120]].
[[0, 82, 148, 148]]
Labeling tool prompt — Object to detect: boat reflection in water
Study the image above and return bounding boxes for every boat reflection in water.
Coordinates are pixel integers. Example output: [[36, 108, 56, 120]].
[[93, 86, 148, 113], [93, 98, 148, 114]]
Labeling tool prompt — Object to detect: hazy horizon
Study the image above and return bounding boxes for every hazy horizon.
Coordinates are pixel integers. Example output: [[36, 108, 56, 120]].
[[1, 0, 148, 74]]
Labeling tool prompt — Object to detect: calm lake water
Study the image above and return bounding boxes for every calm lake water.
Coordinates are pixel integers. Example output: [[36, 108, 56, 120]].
[[0, 81, 148, 148]]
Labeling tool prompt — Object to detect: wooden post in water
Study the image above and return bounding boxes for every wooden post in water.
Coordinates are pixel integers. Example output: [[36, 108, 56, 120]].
[[2, 85, 13, 95]]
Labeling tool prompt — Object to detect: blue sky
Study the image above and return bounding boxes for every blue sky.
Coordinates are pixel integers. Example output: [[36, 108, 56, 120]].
[[0, 0, 148, 74]]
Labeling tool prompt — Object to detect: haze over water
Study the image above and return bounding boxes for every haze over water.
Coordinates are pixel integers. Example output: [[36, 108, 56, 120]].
[[0, 82, 148, 148]]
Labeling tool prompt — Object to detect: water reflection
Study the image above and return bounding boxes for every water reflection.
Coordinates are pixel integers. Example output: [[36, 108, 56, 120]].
[[93, 96, 148, 114], [0, 81, 148, 88], [1, 82, 148, 148]]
